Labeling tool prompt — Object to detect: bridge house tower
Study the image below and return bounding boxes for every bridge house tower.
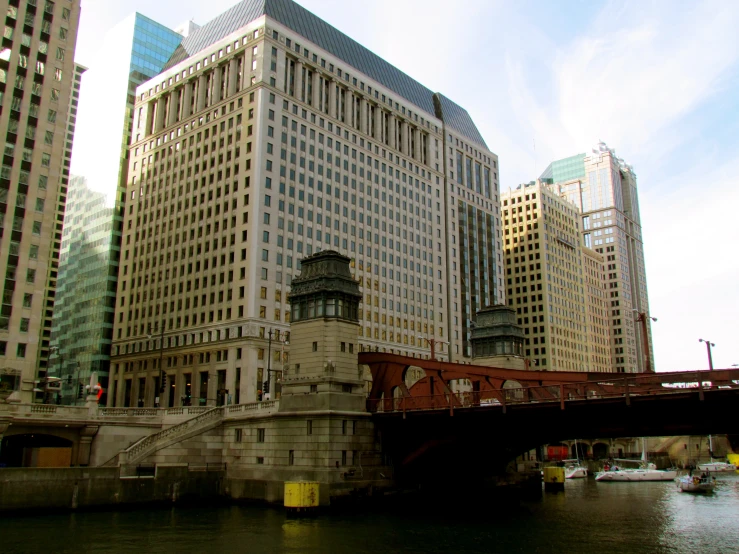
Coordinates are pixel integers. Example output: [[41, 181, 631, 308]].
[[470, 305, 527, 370]]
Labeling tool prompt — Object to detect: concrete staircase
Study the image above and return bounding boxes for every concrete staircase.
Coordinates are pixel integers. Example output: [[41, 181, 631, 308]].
[[116, 407, 225, 466]]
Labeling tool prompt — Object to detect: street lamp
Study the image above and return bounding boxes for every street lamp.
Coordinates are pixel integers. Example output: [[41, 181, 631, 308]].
[[698, 339, 715, 371], [147, 321, 165, 407], [633, 310, 657, 373], [417, 337, 449, 361], [262, 328, 288, 400]]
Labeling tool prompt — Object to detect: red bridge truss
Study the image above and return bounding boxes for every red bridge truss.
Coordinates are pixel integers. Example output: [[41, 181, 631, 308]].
[[358, 352, 739, 415]]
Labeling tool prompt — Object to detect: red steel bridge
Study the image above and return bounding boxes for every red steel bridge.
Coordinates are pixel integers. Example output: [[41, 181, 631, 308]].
[[358, 353, 739, 475]]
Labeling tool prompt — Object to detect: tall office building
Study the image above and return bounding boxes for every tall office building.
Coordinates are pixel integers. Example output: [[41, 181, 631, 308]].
[[108, 0, 502, 408], [541, 142, 652, 373], [502, 181, 591, 372], [49, 14, 188, 404], [0, 0, 82, 403]]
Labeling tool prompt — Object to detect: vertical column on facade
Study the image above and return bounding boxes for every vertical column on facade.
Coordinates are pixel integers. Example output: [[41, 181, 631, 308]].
[[374, 105, 383, 142], [329, 79, 338, 118], [154, 95, 166, 132], [344, 90, 353, 127], [399, 120, 407, 155], [196, 74, 207, 112], [388, 114, 397, 149], [167, 88, 180, 127], [144, 101, 155, 137], [413, 127, 422, 162], [359, 97, 368, 135], [106, 368, 117, 407], [115, 372, 125, 407], [228, 58, 239, 97], [312, 70, 321, 107], [182, 81, 193, 119], [212, 67, 222, 104], [294, 60, 303, 101]]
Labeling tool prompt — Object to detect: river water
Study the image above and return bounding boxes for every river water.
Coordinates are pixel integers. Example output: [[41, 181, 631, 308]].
[[3, 475, 739, 553]]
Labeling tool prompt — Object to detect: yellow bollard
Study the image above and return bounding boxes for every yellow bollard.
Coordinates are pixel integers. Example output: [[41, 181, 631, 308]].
[[284, 481, 319, 513], [543, 467, 565, 492]]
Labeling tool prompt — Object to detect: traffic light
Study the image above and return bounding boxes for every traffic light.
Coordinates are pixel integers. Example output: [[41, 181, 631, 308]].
[[160, 374, 167, 393], [77, 384, 84, 399]]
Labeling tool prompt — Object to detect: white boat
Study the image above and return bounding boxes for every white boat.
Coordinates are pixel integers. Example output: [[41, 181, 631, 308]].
[[595, 439, 676, 482], [595, 462, 677, 482], [697, 461, 737, 473], [677, 473, 715, 493], [563, 459, 588, 479]]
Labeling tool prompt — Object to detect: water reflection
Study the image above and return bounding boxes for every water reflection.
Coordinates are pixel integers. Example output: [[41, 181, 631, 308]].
[[2, 475, 737, 554]]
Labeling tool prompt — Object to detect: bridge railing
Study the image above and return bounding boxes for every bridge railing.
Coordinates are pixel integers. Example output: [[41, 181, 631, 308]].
[[367, 369, 739, 414]]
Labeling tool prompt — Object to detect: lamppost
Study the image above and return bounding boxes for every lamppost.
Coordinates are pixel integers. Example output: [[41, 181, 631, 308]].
[[698, 339, 715, 371], [148, 321, 165, 407], [417, 337, 449, 361], [262, 328, 288, 400], [633, 310, 657, 373]]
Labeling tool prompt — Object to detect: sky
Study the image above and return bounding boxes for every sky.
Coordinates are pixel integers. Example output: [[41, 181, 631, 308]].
[[72, 0, 739, 372]]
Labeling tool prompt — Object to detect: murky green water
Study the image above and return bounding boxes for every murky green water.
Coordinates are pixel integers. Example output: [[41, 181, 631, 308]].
[[3, 475, 739, 553]]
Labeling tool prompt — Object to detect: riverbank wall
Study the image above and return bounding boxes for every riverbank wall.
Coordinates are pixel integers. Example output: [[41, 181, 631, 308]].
[[0, 465, 223, 513]]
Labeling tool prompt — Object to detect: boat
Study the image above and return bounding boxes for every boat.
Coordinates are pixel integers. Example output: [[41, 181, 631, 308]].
[[595, 438, 676, 482], [676, 472, 715, 493], [563, 459, 588, 479], [563, 440, 588, 479], [697, 461, 737, 472], [595, 461, 677, 482]]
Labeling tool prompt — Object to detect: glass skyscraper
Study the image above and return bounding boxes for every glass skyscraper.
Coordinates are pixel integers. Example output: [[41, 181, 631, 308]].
[[50, 14, 189, 404]]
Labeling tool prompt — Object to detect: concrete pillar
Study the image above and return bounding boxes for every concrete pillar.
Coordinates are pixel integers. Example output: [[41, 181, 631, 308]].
[[360, 97, 368, 134], [182, 82, 193, 119], [388, 114, 396, 149], [76, 426, 98, 467], [294, 61, 303, 102], [344, 90, 353, 126], [312, 71, 321, 107], [212, 67, 222, 104], [425, 132, 432, 165], [154, 96, 166, 132], [329, 79, 337, 119], [144, 102, 155, 137], [196, 74, 207, 112], [167, 88, 180, 126], [374, 105, 383, 142], [413, 127, 421, 161], [228, 58, 239, 97]]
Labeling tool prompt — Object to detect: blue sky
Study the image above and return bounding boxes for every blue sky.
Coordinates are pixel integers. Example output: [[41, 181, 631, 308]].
[[75, 0, 739, 371]]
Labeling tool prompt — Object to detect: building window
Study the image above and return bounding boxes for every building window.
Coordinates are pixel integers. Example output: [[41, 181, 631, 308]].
[[17, 343, 26, 358], [288, 450, 294, 466], [312, 341, 318, 351], [307, 420, 313, 435], [256, 457, 264, 464], [19, 318, 29, 332], [0, 341, 6, 356], [257, 428, 265, 443], [235, 429, 243, 442]]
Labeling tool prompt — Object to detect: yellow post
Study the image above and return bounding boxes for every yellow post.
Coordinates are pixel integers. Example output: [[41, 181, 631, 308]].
[[284, 481, 319, 512], [543, 467, 565, 492]]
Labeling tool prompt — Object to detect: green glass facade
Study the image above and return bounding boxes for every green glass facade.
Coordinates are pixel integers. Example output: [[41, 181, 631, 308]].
[[50, 15, 183, 404], [540, 153, 586, 184]]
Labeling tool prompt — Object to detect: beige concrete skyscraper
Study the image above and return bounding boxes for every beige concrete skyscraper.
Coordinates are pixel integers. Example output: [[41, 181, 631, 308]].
[[543, 142, 652, 373], [0, 0, 82, 402], [108, 0, 502, 408], [501, 181, 590, 371]]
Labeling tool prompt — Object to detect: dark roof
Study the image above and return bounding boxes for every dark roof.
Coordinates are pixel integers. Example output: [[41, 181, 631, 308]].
[[163, 0, 488, 148]]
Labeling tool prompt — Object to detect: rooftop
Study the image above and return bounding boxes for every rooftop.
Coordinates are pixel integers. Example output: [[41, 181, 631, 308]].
[[163, 0, 488, 148]]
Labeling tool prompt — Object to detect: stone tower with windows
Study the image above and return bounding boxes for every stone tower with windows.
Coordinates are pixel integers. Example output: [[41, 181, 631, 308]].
[[281, 250, 366, 412], [470, 305, 527, 370]]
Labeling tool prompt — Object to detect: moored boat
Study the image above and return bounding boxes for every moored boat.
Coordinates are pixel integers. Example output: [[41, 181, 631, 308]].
[[697, 461, 737, 473], [563, 460, 588, 479], [595, 462, 677, 482]]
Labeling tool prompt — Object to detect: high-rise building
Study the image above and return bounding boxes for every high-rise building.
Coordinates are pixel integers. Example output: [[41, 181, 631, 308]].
[[542, 142, 652, 373], [581, 246, 611, 372], [108, 0, 502, 408], [49, 13, 188, 405], [0, 0, 82, 403], [501, 181, 590, 371]]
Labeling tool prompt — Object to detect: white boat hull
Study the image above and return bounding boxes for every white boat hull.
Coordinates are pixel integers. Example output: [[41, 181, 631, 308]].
[[565, 467, 588, 479], [677, 475, 715, 493], [595, 469, 677, 482], [697, 462, 737, 473]]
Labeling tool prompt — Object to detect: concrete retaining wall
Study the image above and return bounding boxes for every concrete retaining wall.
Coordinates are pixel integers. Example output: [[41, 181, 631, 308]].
[[0, 466, 223, 512]]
